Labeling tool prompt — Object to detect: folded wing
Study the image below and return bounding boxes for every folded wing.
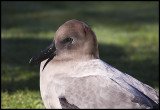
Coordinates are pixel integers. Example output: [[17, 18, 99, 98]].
[[58, 74, 158, 109]]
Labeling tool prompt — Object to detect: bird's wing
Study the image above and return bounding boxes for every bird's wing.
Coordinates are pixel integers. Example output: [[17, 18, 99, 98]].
[[57, 75, 156, 109], [101, 61, 159, 106], [121, 73, 159, 104], [53, 59, 158, 109]]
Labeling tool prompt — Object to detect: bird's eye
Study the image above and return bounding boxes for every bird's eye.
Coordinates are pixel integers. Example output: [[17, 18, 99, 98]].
[[64, 37, 73, 43]]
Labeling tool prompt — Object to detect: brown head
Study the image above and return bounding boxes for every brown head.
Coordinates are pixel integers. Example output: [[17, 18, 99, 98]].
[[29, 19, 99, 70]]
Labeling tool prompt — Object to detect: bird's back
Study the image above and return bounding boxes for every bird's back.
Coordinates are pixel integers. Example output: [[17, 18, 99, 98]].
[[55, 59, 159, 109]]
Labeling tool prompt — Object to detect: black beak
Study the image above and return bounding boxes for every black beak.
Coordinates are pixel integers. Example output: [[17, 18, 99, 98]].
[[29, 41, 56, 71]]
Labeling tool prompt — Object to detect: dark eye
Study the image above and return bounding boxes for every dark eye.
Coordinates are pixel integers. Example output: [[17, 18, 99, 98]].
[[64, 37, 73, 43]]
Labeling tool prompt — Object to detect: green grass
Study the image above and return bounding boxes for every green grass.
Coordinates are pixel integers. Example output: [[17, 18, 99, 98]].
[[1, 1, 159, 109], [1, 90, 45, 109]]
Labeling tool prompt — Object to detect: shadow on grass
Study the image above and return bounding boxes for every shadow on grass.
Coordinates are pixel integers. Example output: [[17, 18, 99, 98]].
[[1, 37, 159, 94]]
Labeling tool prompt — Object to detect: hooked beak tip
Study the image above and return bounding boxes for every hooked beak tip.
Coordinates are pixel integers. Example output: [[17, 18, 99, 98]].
[[29, 41, 56, 68]]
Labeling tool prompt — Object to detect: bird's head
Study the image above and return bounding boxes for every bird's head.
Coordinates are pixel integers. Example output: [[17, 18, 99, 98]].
[[29, 19, 99, 70]]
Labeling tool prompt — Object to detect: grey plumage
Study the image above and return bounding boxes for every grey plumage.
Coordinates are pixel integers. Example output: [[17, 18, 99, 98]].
[[53, 59, 159, 109]]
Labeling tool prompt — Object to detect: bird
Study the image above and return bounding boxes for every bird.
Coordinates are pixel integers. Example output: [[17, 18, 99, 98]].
[[29, 19, 159, 109]]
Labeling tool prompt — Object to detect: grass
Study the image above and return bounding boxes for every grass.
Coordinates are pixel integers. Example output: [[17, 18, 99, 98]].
[[1, 90, 45, 109], [1, 1, 159, 109]]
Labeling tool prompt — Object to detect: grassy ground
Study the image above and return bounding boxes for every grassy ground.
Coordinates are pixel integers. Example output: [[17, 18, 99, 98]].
[[1, 1, 159, 109]]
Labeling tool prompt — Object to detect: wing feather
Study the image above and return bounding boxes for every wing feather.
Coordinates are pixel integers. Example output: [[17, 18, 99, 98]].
[[59, 75, 157, 109], [54, 59, 158, 109]]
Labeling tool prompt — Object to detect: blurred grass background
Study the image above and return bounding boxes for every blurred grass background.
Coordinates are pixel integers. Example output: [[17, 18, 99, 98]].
[[1, 1, 159, 109]]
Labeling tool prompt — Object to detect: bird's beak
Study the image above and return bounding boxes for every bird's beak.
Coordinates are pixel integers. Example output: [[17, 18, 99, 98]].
[[29, 41, 56, 70]]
